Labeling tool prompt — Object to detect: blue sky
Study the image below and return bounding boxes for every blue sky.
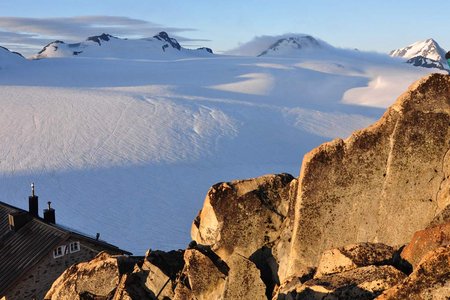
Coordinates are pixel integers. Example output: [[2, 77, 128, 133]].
[[0, 0, 449, 56]]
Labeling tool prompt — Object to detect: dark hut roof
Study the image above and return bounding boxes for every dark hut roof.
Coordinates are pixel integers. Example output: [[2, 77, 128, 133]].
[[0, 200, 130, 295]]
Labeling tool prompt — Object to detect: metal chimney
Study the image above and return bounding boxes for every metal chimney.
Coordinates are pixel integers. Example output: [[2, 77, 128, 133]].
[[28, 183, 39, 217], [43, 201, 56, 224]]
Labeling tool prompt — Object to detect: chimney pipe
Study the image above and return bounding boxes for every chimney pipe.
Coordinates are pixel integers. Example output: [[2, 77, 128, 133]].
[[28, 183, 39, 217], [43, 201, 56, 224]]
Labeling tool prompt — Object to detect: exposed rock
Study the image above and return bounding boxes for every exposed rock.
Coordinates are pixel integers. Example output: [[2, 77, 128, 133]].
[[197, 47, 213, 54], [142, 249, 184, 299], [112, 264, 155, 300], [273, 269, 315, 299], [87, 33, 116, 45], [153, 31, 181, 50], [286, 266, 405, 300], [400, 220, 450, 270], [285, 74, 450, 278], [377, 245, 450, 299], [175, 248, 227, 300], [406, 56, 446, 70], [173, 247, 266, 300], [191, 173, 294, 261], [428, 203, 450, 228], [223, 253, 267, 300], [44, 252, 120, 300], [315, 243, 396, 278]]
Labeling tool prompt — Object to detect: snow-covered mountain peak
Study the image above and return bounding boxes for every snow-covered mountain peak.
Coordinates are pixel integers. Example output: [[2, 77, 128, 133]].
[[390, 38, 447, 65], [153, 31, 181, 50], [258, 35, 327, 57], [389, 38, 449, 70], [86, 33, 117, 46], [33, 32, 213, 59]]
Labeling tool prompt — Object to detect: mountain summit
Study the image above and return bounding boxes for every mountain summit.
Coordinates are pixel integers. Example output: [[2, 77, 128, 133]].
[[257, 35, 329, 57], [390, 38, 448, 69], [34, 32, 213, 60]]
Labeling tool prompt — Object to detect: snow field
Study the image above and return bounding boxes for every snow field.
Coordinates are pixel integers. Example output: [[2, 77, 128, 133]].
[[0, 50, 438, 253]]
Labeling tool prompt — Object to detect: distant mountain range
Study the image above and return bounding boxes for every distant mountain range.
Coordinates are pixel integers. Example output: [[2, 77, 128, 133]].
[[390, 38, 448, 70], [33, 32, 213, 60], [2, 32, 448, 72]]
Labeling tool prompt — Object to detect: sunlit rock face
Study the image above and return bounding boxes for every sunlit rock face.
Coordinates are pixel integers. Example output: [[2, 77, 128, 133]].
[[285, 73, 450, 277]]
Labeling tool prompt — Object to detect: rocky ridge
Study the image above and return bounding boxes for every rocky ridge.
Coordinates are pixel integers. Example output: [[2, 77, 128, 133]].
[[34, 31, 213, 59], [45, 74, 450, 299]]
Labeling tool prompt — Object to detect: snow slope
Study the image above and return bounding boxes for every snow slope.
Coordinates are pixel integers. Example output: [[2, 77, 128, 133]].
[[0, 36, 441, 254], [0, 46, 25, 68], [34, 32, 213, 60]]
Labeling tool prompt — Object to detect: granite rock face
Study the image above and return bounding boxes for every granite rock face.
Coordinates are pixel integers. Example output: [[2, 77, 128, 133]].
[[286, 73, 450, 277]]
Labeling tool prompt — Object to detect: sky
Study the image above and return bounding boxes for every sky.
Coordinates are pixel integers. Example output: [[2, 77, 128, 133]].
[[0, 0, 449, 57]]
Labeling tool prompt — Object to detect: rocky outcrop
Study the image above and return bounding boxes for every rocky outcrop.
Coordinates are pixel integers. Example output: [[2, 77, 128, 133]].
[[153, 31, 181, 50], [191, 173, 295, 294], [173, 247, 267, 300], [175, 248, 227, 299], [191, 173, 294, 259], [285, 73, 450, 278], [400, 221, 450, 270], [44, 252, 121, 299], [315, 243, 396, 278], [45, 250, 184, 300], [378, 245, 450, 299], [275, 243, 405, 299], [295, 265, 405, 300]]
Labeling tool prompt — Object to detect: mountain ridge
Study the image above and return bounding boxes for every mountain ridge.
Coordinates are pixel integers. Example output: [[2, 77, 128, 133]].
[[33, 31, 213, 59]]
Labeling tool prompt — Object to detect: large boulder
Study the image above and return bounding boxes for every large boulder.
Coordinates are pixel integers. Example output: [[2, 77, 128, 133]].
[[44, 252, 120, 300], [174, 248, 227, 300], [280, 265, 405, 300], [315, 243, 396, 278], [400, 220, 450, 270], [173, 246, 266, 300], [377, 245, 450, 299], [142, 249, 184, 299], [284, 74, 450, 278], [222, 253, 267, 300], [191, 173, 295, 260]]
